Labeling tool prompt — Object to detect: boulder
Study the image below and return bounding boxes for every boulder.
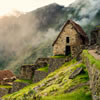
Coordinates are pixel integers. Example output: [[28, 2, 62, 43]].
[[69, 67, 83, 79]]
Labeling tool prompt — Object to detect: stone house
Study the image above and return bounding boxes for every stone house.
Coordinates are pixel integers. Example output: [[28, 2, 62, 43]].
[[52, 20, 89, 57]]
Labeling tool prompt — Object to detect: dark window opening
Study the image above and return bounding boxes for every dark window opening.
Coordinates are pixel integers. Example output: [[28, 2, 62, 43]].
[[65, 46, 71, 56], [66, 37, 70, 43]]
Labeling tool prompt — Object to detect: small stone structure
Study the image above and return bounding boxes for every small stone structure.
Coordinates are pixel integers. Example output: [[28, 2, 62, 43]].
[[0, 70, 16, 85], [52, 20, 89, 57], [90, 26, 100, 45]]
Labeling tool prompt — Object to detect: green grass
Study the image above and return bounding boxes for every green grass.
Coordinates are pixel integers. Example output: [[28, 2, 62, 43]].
[[96, 26, 100, 28], [41, 86, 92, 100], [51, 55, 66, 58], [0, 85, 12, 88], [15, 79, 33, 84], [83, 50, 100, 69], [37, 64, 49, 72]]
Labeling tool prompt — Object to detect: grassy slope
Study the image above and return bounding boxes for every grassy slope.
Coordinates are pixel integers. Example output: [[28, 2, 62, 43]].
[[15, 79, 33, 84], [3, 59, 92, 100]]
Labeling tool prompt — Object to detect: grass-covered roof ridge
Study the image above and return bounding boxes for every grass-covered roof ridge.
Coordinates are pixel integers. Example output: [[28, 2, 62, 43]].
[[83, 50, 100, 70]]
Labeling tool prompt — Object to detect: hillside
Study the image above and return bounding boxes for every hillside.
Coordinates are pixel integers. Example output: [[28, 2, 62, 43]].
[[0, 0, 100, 74], [2, 59, 92, 100]]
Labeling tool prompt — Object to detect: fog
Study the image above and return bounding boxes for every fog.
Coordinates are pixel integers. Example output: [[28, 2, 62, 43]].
[[0, 12, 58, 57]]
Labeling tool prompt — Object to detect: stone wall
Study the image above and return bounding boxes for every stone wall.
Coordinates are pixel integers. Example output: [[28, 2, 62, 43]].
[[10, 82, 29, 93], [82, 52, 100, 100], [33, 71, 48, 83], [90, 27, 100, 45], [0, 88, 11, 97], [20, 58, 50, 80], [53, 23, 83, 57]]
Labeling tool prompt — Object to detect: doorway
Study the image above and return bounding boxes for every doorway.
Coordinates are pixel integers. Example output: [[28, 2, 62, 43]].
[[65, 46, 71, 56]]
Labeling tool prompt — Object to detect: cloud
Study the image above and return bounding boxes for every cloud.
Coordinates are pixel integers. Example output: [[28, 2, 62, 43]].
[[73, 0, 100, 26]]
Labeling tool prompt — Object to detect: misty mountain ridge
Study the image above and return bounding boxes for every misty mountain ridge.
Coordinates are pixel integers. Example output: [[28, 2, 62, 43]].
[[0, 0, 100, 73]]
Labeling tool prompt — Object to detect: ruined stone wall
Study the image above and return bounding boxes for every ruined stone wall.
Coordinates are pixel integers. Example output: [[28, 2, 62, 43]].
[[83, 53, 100, 100], [48, 58, 69, 73], [33, 57, 71, 83], [33, 71, 48, 83], [53, 23, 82, 57], [20, 58, 50, 80], [20, 65, 35, 80]]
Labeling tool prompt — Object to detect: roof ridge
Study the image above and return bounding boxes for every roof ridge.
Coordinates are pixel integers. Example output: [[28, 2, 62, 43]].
[[52, 19, 88, 46]]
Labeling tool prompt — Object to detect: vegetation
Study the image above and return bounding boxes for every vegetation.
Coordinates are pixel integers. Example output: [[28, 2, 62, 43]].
[[3, 59, 92, 100], [0, 85, 12, 88], [37, 64, 49, 72], [15, 79, 33, 84], [51, 54, 66, 58], [41, 86, 91, 100], [83, 50, 100, 69]]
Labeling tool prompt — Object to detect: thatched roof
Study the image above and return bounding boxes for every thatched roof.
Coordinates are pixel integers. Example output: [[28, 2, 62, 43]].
[[0, 70, 15, 81], [52, 20, 88, 46]]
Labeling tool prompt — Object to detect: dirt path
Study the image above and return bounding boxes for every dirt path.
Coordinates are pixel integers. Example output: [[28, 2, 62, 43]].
[[88, 50, 100, 60]]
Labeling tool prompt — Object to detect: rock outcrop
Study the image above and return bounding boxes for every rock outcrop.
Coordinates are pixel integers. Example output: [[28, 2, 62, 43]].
[[69, 67, 83, 79]]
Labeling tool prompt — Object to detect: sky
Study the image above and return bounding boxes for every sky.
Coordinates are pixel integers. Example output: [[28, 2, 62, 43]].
[[0, 0, 75, 16]]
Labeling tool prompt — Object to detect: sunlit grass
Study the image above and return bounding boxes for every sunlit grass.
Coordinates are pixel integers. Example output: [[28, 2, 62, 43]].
[[41, 86, 92, 100], [37, 64, 49, 72], [83, 50, 100, 69], [0, 85, 12, 88], [15, 79, 33, 84]]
